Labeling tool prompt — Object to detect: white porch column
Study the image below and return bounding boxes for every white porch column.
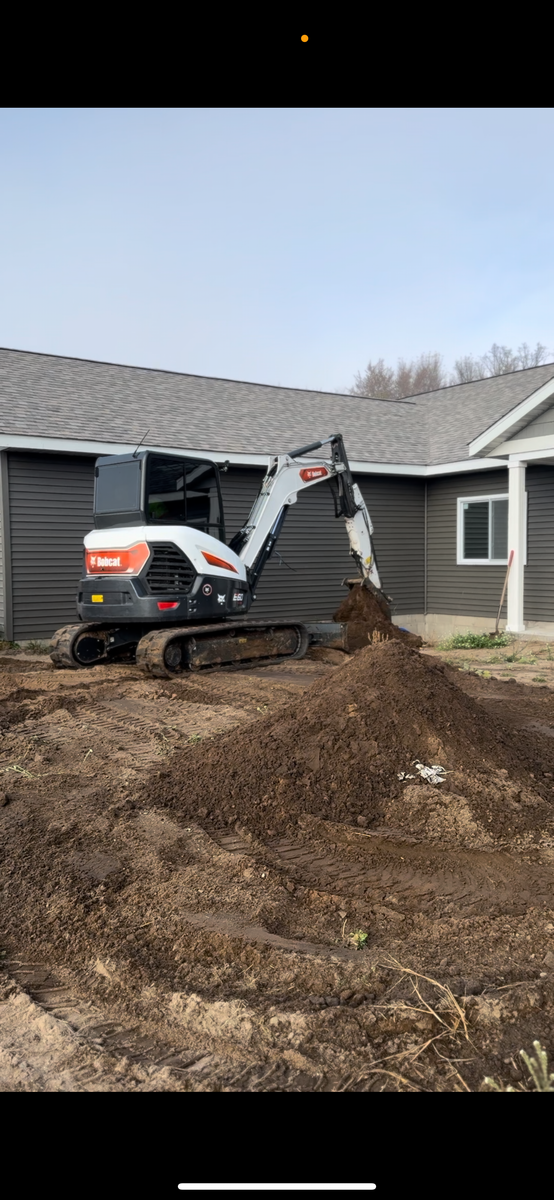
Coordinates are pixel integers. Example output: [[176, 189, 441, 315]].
[[506, 457, 526, 633]]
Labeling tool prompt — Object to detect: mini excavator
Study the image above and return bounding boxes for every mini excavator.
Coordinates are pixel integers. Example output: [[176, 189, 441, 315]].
[[50, 434, 390, 677]]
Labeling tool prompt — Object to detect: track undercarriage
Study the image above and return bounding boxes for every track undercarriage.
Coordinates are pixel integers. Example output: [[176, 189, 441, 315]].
[[49, 619, 312, 678]]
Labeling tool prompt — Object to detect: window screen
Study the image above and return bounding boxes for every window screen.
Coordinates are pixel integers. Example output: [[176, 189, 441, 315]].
[[463, 501, 489, 559], [461, 496, 509, 562], [491, 498, 508, 560]]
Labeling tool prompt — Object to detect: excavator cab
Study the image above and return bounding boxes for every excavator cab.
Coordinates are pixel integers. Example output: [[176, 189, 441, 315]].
[[94, 451, 226, 542]]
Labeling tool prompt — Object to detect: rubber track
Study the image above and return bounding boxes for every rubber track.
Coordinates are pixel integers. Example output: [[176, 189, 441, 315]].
[[135, 620, 310, 678], [49, 624, 105, 669]]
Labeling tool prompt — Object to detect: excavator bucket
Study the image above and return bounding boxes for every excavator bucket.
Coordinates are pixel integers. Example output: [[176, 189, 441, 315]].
[[342, 577, 392, 623]]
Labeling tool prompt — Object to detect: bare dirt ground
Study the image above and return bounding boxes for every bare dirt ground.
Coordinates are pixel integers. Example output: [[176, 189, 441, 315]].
[[424, 635, 554, 689], [1, 634, 554, 1093]]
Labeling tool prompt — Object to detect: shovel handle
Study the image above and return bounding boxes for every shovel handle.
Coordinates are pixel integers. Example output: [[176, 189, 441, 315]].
[[496, 550, 514, 633]]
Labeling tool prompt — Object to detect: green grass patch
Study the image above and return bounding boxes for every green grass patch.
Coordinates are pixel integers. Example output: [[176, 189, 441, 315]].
[[25, 640, 51, 655], [438, 632, 510, 650]]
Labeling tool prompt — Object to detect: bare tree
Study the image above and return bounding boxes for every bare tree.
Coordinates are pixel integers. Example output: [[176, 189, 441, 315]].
[[514, 341, 549, 369], [350, 358, 396, 399], [480, 344, 522, 376], [451, 354, 483, 384], [351, 341, 552, 398], [397, 353, 446, 396], [350, 352, 447, 399], [452, 341, 550, 384]]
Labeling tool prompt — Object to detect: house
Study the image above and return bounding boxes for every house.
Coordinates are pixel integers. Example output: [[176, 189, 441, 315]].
[[1, 346, 554, 643]]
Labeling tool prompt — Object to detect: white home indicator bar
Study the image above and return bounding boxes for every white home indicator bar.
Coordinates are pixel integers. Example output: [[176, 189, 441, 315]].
[[178, 1188, 376, 1193]]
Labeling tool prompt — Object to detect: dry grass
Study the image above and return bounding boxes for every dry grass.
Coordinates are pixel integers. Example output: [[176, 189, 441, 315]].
[[358, 957, 477, 1092]]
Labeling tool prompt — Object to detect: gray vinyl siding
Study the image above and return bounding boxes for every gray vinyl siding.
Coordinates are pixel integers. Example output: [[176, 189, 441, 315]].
[[426, 465, 554, 622], [357, 475, 424, 615], [220, 468, 425, 621], [426, 470, 509, 618], [221, 467, 354, 621], [0, 458, 4, 635], [8, 452, 96, 641], [523, 465, 554, 622], [517, 403, 554, 439], [5, 454, 425, 640], [0, 517, 3, 634]]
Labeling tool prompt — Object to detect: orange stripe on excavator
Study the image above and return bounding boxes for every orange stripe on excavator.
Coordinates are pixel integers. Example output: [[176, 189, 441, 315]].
[[85, 542, 150, 575], [202, 551, 239, 573]]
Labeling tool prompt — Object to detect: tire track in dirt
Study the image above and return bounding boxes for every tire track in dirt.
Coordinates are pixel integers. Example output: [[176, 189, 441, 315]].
[[269, 832, 554, 910], [205, 821, 554, 914], [178, 909, 362, 961], [1, 963, 361, 1092], [1, 963, 237, 1088], [11, 698, 252, 767]]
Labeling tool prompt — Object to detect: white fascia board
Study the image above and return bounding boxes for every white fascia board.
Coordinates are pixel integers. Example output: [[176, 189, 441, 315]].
[[468, 377, 554, 457], [350, 458, 505, 476], [0, 434, 271, 467], [0, 433, 505, 477], [490, 432, 554, 456], [350, 456, 506, 475], [349, 460, 425, 475], [506, 447, 554, 463], [423, 458, 505, 477]]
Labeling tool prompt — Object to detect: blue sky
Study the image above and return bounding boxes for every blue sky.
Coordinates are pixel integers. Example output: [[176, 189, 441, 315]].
[[1, 108, 554, 392]]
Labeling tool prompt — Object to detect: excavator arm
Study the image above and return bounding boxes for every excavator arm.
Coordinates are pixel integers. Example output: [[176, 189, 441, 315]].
[[229, 433, 388, 604]]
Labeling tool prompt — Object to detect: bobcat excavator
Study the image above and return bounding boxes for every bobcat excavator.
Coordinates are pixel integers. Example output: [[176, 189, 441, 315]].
[[49, 433, 390, 678]]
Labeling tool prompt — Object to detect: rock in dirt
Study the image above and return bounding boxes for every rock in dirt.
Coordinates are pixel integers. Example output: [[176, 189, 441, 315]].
[[333, 582, 423, 651], [93, 958, 119, 982]]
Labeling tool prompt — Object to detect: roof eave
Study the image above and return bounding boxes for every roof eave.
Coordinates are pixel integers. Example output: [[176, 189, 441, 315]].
[[0, 432, 506, 477], [468, 376, 554, 457]]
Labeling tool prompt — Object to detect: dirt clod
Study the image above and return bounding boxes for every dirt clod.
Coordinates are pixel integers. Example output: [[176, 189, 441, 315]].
[[333, 582, 423, 651]]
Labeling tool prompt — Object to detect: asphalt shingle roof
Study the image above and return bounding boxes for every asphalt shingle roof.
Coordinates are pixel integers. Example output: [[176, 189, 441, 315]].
[[412, 363, 554, 465], [1, 348, 554, 467]]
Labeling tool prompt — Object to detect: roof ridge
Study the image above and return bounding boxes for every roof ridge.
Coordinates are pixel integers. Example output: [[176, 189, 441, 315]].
[[397, 361, 554, 401], [0, 345, 418, 405]]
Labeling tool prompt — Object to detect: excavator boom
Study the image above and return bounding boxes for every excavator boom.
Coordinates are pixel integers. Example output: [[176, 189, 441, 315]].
[[230, 433, 385, 599]]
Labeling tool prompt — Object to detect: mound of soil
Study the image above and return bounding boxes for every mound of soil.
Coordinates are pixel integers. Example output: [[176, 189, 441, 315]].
[[153, 640, 554, 843], [333, 583, 423, 650], [3, 652, 554, 1095]]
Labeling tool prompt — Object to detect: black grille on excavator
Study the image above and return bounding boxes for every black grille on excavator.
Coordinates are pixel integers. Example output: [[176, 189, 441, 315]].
[[144, 543, 197, 594]]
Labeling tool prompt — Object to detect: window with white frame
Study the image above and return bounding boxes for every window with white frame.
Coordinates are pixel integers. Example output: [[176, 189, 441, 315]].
[[457, 494, 513, 564]]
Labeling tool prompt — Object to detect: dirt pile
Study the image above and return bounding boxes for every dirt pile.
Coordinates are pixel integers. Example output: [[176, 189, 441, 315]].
[[3, 651, 554, 1094], [333, 583, 423, 650], [153, 640, 554, 842]]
